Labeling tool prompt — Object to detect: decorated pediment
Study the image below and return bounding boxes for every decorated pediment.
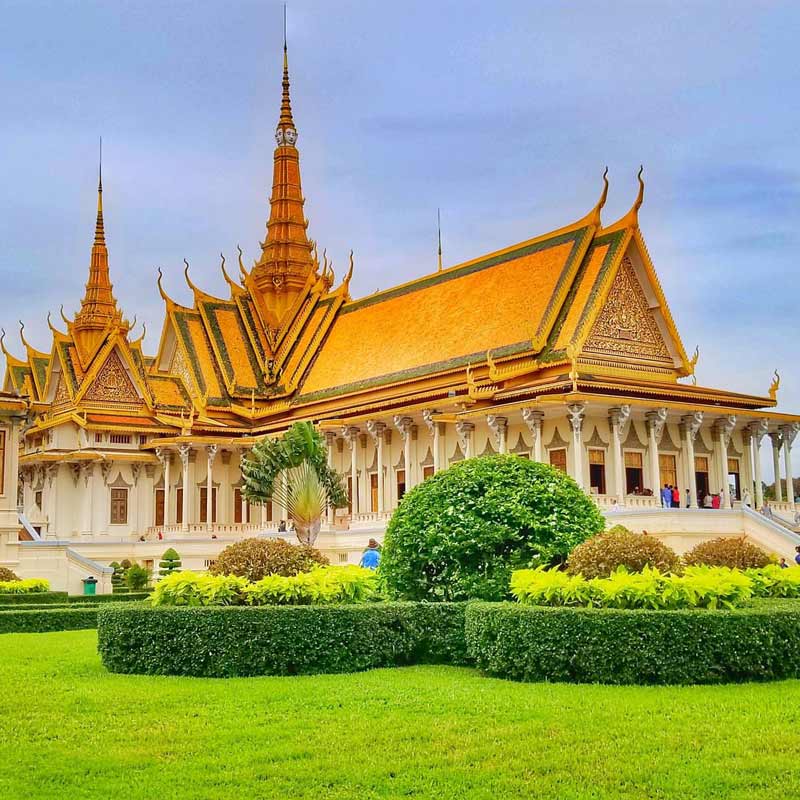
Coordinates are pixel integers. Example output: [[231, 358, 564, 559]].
[[583, 256, 672, 366], [82, 349, 141, 404]]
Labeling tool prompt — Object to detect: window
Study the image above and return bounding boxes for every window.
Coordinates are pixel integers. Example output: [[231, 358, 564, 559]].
[[35, 490, 43, 509], [370, 473, 379, 512], [396, 469, 406, 501], [659, 454, 677, 488], [176, 488, 183, 524], [423, 465, 435, 480], [0, 430, 5, 494], [110, 488, 128, 525], [549, 448, 567, 473], [265, 499, 273, 522], [154, 488, 165, 527], [588, 449, 606, 494], [624, 451, 644, 494], [199, 487, 218, 523], [233, 488, 250, 524], [109, 433, 131, 445], [139, 435, 147, 446], [94, 432, 104, 444]]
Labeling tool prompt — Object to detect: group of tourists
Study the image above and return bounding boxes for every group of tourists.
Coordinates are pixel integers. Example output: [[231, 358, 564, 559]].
[[660, 484, 682, 507]]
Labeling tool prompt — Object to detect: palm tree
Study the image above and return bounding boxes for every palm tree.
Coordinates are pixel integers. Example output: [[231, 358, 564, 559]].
[[241, 422, 348, 545]]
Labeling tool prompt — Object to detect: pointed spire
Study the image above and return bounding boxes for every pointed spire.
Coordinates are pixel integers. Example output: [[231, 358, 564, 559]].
[[72, 141, 124, 358], [437, 208, 443, 272], [250, 16, 316, 323]]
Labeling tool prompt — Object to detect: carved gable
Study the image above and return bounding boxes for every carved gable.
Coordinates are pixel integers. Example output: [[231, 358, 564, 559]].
[[83, 350, 140, 404], [53, 373, 70, 405], [584, 256, 672, 365]]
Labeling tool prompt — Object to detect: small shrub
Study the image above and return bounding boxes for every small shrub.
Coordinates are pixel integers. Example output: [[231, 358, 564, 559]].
[[124, 564, 150, 591], [746, 564, 800, 597], [158, 548, 182, 577], [567, 526, 680, 578], [0, 578, 50, 594], [466, 601, 800, 684], [683, 536, 771, 569], [0, 567, 20, 582], [109, 561, 123, 588], [0, 591, 68, 605], [382, 455, 604, 602], [210, 538, 328, 581]]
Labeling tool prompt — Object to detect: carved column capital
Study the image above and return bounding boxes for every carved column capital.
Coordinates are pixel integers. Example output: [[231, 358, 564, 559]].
[[567, 403, 585, 433], [131, 462, 142, 486], [749, 419, 769, 446], [780, 422, 800, 448], [422, 409, 436, 436], [608, 404, 631, 435], [206, 444, 218, 465], [455, 421, 474, 451], [680, 411, 703, 441], [521, 408, 544, 432], [178, 444, 192, 466], [645, 408, 668, 439], [713, 414, 736, 446], [769, 431, 783, 451], [324, 431, 337, 448], [366, 419, 387, 444], [100, 460, 113, 486], [342, 426, 360, 448], [393, 415, 413, 441], [486, 415, 508, 444]]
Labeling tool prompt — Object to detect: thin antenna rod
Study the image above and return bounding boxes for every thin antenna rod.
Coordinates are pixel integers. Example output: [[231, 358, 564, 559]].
[[437, 208, 443, 272], [99, 136, 103, 189], [283, 3, 287, 50]]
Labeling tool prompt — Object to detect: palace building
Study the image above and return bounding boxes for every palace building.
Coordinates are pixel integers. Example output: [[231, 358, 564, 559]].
[[2, 44, 799, 590]]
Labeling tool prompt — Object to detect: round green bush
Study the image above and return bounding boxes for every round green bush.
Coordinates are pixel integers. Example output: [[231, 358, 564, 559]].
[[0, 567, 20, 582], [210, 538, 329, 582], [566, 525, 681, 578], [381, 455, 604, 601], [683, 536, 772, 569]]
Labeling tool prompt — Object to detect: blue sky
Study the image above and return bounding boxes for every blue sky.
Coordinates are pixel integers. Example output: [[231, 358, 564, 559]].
[[0, 0, 798, 468]]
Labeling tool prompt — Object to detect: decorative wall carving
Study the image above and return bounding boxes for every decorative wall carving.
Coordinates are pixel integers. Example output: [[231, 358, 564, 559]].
[[584, 257, 671, 363], [53, 374, 70, 405], [83, 350, 139, 404]]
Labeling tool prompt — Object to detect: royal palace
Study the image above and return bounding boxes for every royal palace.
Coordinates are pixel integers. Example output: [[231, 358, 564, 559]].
[[1, 46, 799, 592]]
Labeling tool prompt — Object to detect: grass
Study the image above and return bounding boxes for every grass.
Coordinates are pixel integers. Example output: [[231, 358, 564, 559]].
[[2, 631, 800, 799]]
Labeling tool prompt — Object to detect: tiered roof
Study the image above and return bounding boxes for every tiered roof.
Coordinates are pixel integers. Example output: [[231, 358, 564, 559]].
[[2, 50, 787, 441]]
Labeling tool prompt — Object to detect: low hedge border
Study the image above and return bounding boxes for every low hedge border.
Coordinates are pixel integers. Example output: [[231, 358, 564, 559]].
[[0, 592, 68, 605], [69, 592, 151, 604], [466, 601, 800, 685], [0, 607, 99, 634], [98, 602, 469, 677]]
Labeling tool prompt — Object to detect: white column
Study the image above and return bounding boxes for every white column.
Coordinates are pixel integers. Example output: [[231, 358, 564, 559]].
[[780, 424, 799, 511], [750, 420, 768, 509], [366, 421, 386, 514], [487, 415, 508, 454], [433, 423, 443, 472], [680, 412, 702, 508], [156, 447, 171, 526], [80, 463, 94, 536], [343, 426, 359, 515], [608, 405, 630, 502], [205, 445, 217, 530], [179, 444, 190, 532], [741, 428, 754, 506], [456, 421, 474, 459], [394, 416, 414, 498], [769, 432, 783, 502], [567, 403, 586, 490], [714, 415, 736, 509], [325, 432, 336, 526], [646, 408, 667, 496], [522, 409, 544, 462], [422, 410, 441, 473]]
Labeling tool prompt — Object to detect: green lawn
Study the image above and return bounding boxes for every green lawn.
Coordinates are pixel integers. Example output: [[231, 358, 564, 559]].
[[2, 631, 800, 799]]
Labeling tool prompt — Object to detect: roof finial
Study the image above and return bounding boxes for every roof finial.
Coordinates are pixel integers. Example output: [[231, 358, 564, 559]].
[[437, 208, 443, 272], [589, 167, 609, 226], [634, 165, 645, 212], [95, 136, 105, 247], [277, 4, 296, 139]]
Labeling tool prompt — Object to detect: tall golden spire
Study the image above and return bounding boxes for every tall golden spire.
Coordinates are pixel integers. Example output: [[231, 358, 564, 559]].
[[249, 23, 317, 325], [72, 140, 124, 359]]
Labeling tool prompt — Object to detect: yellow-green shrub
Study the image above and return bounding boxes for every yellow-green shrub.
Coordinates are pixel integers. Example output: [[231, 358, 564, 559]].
[[150, 566, 377, 607], [0, 578, 50, 594], [511, 565, 754, 610], [746, 564, 800, 597]]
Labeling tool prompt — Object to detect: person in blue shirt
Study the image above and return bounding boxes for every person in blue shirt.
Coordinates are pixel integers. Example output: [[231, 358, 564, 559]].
[[661, 484, 672, 508], [359, 539, 381, 570]]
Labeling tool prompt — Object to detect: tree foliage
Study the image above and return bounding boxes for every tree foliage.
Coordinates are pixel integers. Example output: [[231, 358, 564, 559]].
[[158, 548, 182, 577], [0, 567, 20, 582], [567, 525, 681, 578], [683, 536, 771, 569], [381, 455, 604, 601]]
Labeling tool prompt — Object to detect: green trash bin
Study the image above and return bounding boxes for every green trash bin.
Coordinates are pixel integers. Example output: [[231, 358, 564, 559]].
[[82, 577, 98, 596]]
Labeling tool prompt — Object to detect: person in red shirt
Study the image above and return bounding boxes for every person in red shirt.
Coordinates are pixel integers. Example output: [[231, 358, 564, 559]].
[[711, 493, 721, 509], [672, 486, 680, 507]]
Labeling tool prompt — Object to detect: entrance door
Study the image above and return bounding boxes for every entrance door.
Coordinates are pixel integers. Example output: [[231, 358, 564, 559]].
[[396, 469, 406, 501], [659, 454, 677, 490], [727, 458, 741, 500], [549, 448, 567, 473], [199, 487, 218, 523], [624, 451, 644, 494], [154, 488, 165, 527], [694, 456, 710, 501], [176, 488, 183, 524], [588, 449, 606, 494]]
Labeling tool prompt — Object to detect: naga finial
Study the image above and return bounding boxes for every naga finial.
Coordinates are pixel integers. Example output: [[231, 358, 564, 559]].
[[769, 369, 781, 401], [634, 165, 645, 212], [688, 345, 700, 373], [237, 245, 248, 280], [60, 305, 71, 326]]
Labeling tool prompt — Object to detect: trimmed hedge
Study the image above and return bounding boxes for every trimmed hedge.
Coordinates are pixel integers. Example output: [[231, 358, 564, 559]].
[[69, 592, 151, 604], [98, 602, 468, 677], [0, 607, 99, 634], [466, 601, 800, 685], [0, 592, 68, 605]]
